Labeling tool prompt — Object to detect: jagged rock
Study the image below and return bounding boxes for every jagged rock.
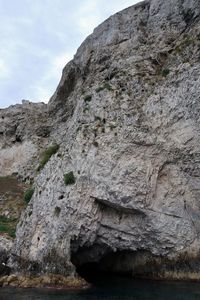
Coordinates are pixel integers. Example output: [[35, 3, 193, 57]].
[[0, 237, 12, 275], [1, 0, 200, 280], [0, 101, 52, 178]]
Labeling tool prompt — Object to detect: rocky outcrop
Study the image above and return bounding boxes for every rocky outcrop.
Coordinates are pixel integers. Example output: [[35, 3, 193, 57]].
[[0, 274, 87, 288], [0, 100, 51, 179], [1, 0, 200, 282]]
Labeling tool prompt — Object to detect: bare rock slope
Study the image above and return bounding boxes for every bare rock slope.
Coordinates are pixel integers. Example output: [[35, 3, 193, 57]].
[[0, 100, 51, 179], [3, 0, 200, 280]]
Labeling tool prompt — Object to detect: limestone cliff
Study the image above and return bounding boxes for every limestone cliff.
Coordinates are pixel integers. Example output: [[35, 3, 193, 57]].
[[0, 100, 51, 179], [1, 0, 200, 281]]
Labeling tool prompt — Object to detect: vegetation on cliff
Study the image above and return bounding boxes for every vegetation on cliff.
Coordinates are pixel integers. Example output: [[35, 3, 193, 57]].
[[37, 144, 59, 171]]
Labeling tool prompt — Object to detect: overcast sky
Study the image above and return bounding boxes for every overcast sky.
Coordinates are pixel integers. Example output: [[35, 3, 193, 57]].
[[0, 0, 139, 108]]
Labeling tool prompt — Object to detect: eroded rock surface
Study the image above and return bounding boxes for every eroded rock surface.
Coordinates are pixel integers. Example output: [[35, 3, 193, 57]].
[[2, 0, 200, 280], [0, 100, 51, 179]]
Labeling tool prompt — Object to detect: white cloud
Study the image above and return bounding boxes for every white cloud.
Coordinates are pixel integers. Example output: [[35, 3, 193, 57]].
[[33, 86, 51, 103], [0, 59, 10, 79], [31, 51, 73, 102], [53, 52, 73, 71], [74, 0, 101, 35], [73, 0, 139, 37], [0, 0, 140, 108]]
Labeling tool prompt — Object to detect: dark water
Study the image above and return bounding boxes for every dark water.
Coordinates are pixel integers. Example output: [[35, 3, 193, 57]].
[[1, 278, 200, 300]]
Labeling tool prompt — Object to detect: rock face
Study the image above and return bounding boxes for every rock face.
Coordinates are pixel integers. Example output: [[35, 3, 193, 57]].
[[0, 237, 13, 276], [2, 0, 200, 280], [0, 100, 51, 179]]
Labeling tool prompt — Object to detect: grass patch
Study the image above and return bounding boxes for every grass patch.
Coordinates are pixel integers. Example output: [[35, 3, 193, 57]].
[[0, 216, 17, 238], [64, 172, 76, 185], [24, 188, 34, 204], [161, 68, 170, 77], [37, 144, 59, 171]]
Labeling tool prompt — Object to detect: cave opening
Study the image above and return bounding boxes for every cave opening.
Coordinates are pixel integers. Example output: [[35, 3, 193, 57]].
[[72, 251, 133, 283], [75, 261, 114, 283], [71, 244, 154, 283]]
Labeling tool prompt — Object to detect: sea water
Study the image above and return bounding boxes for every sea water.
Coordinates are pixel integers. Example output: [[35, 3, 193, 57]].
[[1, 277, 200, 300]]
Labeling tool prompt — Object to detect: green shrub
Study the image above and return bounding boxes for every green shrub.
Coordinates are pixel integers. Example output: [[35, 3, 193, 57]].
[[84, 95, 92, 102], [83, 106, 90, 113], [0, 225, 16, 238], [175, 46, 182, 54], [162, 68, 170, 77], [103, 82, 112, 91], [95, 86, 104, 93], [24, 188, 34, 204], [37, 144, 59, 171], [0, 216, 17, 238], [93, 141, 99, 147], [54, 206, 61, 217], [182, 37, 192, 47], [64, 171, 76, 185], [95, 83, 112, 93], [95, 116, 102, 122]]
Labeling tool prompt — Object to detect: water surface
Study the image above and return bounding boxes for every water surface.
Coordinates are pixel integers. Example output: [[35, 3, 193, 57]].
[[1, 277, 200, 300]]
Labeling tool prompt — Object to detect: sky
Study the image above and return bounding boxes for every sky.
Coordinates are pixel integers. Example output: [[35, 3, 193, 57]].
[[0, 0, 139, 108]]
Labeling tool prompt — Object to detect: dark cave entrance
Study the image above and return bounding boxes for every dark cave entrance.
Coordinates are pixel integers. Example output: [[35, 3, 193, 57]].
[[71, 244, 155, 283], [70, 243, 114, 282], [75, 261, 113, 282], [72, 251, 133, 283]]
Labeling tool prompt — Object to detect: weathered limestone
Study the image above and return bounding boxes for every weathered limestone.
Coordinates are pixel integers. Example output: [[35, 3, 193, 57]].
[[1, 0, 200, 281], [0, 100, 51, 179]]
